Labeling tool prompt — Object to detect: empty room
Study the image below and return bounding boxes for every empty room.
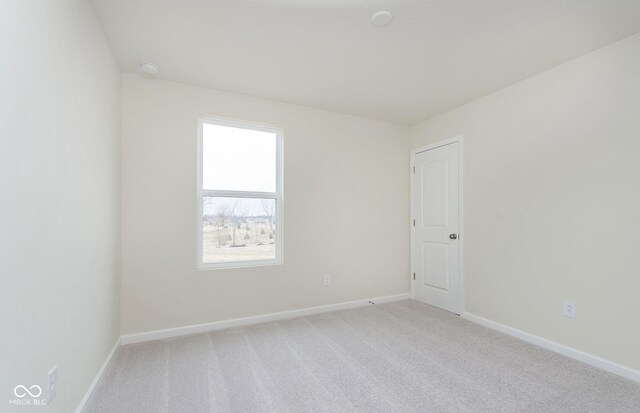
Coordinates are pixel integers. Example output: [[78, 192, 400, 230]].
[[3, 0, 640, 412]]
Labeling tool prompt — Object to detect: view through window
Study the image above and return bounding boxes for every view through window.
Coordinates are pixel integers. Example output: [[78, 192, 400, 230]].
[[198, 119, 282, 267]]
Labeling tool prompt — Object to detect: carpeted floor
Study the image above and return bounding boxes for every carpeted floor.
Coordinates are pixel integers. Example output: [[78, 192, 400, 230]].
[[86, 300, 640, 412]]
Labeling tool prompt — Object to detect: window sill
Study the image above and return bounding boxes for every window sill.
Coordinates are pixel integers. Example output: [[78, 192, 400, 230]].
[[197, 258, 283, 271]]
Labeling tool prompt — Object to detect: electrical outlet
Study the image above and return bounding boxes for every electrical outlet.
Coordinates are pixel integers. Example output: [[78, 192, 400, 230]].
[[563, 300, 576, 319], [323, 274, 332, 285], [48, 366, 58, 402]]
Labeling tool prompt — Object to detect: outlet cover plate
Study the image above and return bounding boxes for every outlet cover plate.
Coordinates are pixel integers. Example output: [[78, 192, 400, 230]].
[[563, 300, 576, 318], [48, 366, 58, 402]]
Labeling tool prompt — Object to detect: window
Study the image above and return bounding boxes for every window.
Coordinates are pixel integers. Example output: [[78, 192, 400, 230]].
[[197, 118, 283, 269]]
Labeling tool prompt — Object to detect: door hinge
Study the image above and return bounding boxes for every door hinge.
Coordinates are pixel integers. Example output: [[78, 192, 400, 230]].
[[412, 166, 415, 173], [413, 273, 416, 280], [413, 219, 415, 227]]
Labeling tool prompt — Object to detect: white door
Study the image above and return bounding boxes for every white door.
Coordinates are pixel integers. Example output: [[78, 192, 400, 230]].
[[412, 141, 461, 314]]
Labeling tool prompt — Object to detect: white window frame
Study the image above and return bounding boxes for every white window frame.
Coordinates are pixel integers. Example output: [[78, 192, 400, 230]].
[[197, 116, 284, 270]]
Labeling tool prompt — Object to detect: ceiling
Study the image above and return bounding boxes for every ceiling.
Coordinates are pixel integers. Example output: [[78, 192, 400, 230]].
[[90, 0, 640, 125]]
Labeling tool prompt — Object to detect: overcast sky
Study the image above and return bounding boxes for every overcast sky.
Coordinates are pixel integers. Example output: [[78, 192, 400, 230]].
[[202, 123, 276, 192]]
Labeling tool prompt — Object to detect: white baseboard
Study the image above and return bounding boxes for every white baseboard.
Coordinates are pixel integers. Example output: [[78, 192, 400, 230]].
[[461, 312, 640, 383], [75, 337, 121, 413], [120, 293, 411, 345]]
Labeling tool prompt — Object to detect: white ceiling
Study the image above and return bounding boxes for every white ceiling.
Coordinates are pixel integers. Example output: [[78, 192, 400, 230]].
[[91, 0, 640, 125]]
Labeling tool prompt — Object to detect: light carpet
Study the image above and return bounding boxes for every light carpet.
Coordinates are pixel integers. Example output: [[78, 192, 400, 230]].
[[86, 300, 640, 412]]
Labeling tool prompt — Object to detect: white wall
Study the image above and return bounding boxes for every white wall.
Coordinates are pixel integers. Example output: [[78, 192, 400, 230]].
[[0, 1, 121, 411], [120, 74, 410, 335], [411, 33, 640, 371]]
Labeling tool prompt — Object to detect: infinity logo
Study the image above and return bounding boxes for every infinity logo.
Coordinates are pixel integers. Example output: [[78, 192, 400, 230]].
[[14, 385, 42, 398]]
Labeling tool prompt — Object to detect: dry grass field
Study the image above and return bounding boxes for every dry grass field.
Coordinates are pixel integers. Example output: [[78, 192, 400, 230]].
[[202, 220, 275, 262]]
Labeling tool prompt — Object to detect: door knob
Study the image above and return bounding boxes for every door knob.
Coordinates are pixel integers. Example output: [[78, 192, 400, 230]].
[[449, 233, 458, 240]]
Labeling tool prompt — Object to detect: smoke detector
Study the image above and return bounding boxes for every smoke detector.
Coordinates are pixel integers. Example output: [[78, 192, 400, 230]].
[[372, 11, 393, 27], [140, 62, 160, 76]]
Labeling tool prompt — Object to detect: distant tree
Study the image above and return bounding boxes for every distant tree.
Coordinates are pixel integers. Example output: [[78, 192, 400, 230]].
[[213, 202, 230, 247], [217, 230, 228, 247], [215, 206, 228, 229], [260, 228, 265, 235], [261, 200, 275, 235], [227, 200, 245, 246], [244, 232, 250, 241]]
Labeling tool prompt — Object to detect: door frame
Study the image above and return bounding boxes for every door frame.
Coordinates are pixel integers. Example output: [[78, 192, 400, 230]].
[[410, 135, 465, 314]]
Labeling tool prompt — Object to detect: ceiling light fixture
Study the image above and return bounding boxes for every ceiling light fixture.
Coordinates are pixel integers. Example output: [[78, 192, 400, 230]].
[[140, 62, 160, 76], [371, 11, 393, 27]]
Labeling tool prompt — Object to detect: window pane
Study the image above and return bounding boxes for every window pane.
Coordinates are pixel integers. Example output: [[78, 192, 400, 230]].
[[202, 123, 276, 192], [202, 197, 276, 263]]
